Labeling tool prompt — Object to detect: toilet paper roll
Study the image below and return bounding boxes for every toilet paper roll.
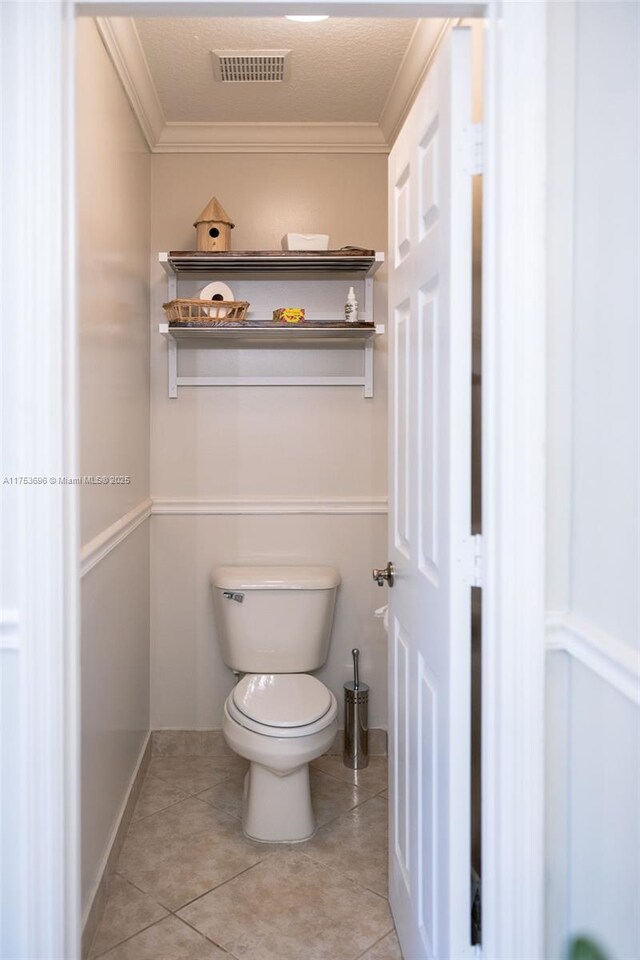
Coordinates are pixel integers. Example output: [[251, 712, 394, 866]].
[[198, 281, 235, 318], [374, 604, 389, 635]]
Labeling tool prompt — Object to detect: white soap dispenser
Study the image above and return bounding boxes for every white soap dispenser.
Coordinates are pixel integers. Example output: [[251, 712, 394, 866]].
[[345, 286, 358, 324]]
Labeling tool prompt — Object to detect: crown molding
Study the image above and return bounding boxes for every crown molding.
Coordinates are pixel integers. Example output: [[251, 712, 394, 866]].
[[379, 17, 450, 147], [94, 16, 442, 155], [95, 16, 386, 153], [96, 16, 165, 150], [155, 121, 388, 153]]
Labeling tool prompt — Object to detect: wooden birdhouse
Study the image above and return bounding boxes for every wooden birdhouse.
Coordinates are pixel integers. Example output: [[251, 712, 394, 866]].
[[193, 196, 234, 252]]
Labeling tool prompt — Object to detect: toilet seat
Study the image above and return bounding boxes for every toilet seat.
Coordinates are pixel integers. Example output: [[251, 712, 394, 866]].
[[226, 674, 337, 739], [233, 673, 332, 727]]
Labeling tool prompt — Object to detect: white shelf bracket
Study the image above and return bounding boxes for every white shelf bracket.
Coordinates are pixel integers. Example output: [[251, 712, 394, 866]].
[[364, 340, 374, 399], [362, 277, 374, 323], [168, 337, 178, 399]]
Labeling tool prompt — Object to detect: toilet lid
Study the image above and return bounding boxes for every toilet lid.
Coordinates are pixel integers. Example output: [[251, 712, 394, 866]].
[[232, 674, 332, 728]]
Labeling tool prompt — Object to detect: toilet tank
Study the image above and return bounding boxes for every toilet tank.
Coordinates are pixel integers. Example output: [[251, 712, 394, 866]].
[[211, 565, 340, 674]]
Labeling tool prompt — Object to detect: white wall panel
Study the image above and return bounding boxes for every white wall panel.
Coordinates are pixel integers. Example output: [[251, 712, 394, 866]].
[[545, 4, 640, 958], [569, 0, 639, 651], [81, 523, 150, 915], [77, 18, 151, 917], [568, 660, 640, 959], [544, 651, 570, 959], [150, 514, 388, 729]]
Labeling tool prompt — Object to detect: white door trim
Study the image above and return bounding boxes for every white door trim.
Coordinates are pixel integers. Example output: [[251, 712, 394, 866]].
[[0, 2, 80, 959], [480, 3, 546, 958], [0, 2, 547, 958]]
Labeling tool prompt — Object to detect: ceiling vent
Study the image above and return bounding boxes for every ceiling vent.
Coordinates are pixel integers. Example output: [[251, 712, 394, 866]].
[[211, 50, 291, 83]]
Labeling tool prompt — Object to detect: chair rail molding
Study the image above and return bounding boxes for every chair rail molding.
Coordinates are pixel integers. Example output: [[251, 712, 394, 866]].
[[80, 498, 153, 578], [151, 495, 388, 515], [79, 496, 386, 577], [546, 611, 640, 706]]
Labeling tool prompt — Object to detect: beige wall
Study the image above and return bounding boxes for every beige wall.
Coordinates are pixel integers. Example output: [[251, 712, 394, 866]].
[[149, 153, 389, 729], [151, 515, 388, 729], [77, 18, 151, 918]]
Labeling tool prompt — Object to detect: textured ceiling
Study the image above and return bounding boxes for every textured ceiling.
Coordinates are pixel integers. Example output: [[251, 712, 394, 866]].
[[135, 17, 418, 124]]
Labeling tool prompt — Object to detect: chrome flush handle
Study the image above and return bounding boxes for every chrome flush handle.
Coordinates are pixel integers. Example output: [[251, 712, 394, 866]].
[[372, 562, 395, 587], [223, 591, 245, 603]]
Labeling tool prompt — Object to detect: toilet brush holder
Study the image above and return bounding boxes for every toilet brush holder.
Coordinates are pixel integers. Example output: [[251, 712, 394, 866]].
[[343, 648, 369, 769]]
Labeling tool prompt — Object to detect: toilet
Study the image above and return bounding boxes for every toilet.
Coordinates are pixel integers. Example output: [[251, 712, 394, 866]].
[[210, 565, 341, 842]]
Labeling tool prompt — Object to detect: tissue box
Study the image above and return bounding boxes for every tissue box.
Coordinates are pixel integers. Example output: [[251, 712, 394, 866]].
[[273, 308, 305, 324], [282, 233, 330, 251]]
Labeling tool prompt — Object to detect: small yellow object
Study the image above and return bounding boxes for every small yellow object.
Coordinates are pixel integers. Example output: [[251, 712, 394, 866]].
[[273, 308, 305, 324]]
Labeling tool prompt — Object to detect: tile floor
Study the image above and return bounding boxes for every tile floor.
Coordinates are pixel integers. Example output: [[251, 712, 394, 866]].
[[88, 754, 402, 960]]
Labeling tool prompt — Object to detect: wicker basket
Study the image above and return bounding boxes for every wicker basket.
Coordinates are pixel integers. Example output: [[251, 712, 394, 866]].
[[163, 298, 249, 324]]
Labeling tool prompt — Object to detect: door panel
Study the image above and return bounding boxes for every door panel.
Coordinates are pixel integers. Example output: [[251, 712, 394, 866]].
[[418, 287, 439, 580], [393, 618, 412, 885], [394, 302, 412, 557], [387, 27, 474, 960]]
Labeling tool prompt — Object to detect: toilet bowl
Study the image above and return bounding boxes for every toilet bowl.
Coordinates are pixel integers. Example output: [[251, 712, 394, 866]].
[[223, 673, 338, 841], [210, 565, 341, 843]]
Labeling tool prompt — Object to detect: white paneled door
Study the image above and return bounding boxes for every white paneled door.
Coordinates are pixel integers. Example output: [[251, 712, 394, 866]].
[[387, 28, 475, 960]]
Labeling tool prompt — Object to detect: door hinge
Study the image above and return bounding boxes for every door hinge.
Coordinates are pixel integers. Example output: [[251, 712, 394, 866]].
[[471, 533, 483, 588], [466, 123, 483, 176]]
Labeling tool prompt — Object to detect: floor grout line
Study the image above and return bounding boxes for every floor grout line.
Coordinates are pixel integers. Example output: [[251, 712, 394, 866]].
[[296, 849, 390, 903], [90, 915, 168, 960], [96, 760, 390, 959], [128, 794, 189, 825], [112, 871, 168, 905], [353, 924, 398, 960], [176, 910, 243, 958], [171, 854, 275, 914]]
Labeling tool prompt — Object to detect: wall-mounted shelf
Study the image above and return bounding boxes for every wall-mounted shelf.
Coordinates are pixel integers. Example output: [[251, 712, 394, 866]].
[[158, 250, 385, 399], [159, 249, 384, 281], [158, 322, 384, 398]]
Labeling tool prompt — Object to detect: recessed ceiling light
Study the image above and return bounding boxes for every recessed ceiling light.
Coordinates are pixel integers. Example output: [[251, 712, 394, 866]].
[[285, 15, 329, 22]]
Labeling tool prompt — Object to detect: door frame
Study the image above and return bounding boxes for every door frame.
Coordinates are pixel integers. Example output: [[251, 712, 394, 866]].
[[0, 3, 546, 959]]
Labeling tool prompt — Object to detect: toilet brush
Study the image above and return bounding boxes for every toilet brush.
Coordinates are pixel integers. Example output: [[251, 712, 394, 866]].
[[343, 647, 369, 769]]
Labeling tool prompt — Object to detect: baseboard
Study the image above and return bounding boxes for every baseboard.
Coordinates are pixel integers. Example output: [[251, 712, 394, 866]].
[[82, 732, 152, 960], [152, 727, 388, 758]]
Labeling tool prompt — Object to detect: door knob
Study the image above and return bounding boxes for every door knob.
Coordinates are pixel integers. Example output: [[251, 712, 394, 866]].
[[372, 562, 395, 587]]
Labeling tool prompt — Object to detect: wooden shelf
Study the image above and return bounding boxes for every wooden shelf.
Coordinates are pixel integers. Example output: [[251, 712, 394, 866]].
[[157, 250, 386, 398], [159, 250, 384, 280], [159, 322, 377, 344]]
